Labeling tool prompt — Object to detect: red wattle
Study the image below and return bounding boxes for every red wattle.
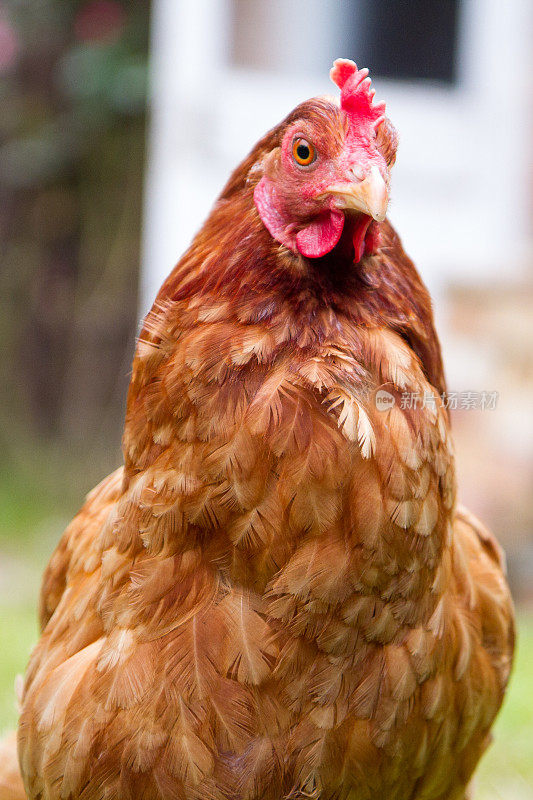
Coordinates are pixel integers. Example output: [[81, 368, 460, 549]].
[[295, 210, 345, 258], [363, 222, 381, 256], [352, 216, 372, 262], [254, 176, 381, 263]]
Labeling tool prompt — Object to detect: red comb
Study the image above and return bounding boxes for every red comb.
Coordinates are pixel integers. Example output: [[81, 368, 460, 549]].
[[330, 58, 386, 130]]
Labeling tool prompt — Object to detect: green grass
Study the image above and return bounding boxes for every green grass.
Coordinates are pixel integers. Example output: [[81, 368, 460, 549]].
[[0, 604, 38, 735]]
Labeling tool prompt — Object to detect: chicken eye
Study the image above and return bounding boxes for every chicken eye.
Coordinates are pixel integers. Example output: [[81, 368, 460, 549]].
[[292, 138, 316, 166]]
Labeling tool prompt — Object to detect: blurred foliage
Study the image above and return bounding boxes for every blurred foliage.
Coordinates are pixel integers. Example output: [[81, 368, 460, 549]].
[[0, 0, 150, 482]]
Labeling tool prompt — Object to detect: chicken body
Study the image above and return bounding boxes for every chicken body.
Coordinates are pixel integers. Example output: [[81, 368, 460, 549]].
[[13, 63, 513, 800]]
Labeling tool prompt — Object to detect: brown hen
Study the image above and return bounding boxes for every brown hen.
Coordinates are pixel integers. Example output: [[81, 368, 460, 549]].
[[4, 59, 514, 800]]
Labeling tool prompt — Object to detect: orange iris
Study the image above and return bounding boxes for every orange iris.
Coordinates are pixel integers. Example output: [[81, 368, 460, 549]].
[[292, 138, 315, 166]]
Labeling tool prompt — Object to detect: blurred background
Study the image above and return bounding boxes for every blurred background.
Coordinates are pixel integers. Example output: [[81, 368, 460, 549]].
[[1, 1, 532, 797]]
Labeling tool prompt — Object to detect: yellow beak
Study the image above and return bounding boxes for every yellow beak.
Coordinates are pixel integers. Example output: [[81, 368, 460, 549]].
[[324, 165, 389, 222]]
